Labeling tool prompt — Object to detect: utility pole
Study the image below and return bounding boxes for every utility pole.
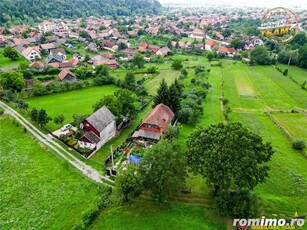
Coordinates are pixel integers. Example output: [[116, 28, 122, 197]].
[[288, 53, 292, 66]]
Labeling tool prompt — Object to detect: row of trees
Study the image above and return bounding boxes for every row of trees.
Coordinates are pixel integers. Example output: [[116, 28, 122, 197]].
[[179, 65, 210, 124], [0, 0, 162, 24], [112, 122, 274, 218]]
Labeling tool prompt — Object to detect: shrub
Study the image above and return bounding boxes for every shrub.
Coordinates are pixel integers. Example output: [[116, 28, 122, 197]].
[[147, 66, 158, 74], [0, 108, 4, 115], [177, 107, 193, 123], [292, 140, 306, 151], [73, 221, 85, 230], [283, 69, 288, 76], [181, 68, 188, 77], [47, 67, 61, 75], [93, 76, 115, 85], [82, 205, 100, 226], [216, 189, 262, 218]]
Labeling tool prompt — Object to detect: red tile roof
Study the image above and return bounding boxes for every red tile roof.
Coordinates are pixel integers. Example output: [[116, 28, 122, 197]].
[[206, 40, 219, 47], [218, 46, 228, 53], [57, 69, 76, 80], [143, 104, 174, 133]]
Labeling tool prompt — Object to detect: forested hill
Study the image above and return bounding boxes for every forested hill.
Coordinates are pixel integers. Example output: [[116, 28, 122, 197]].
[[0, 0, 162, 24]]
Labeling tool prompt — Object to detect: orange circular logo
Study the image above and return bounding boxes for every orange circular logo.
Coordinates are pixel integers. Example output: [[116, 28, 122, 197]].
[[259, 7, 299, 44]]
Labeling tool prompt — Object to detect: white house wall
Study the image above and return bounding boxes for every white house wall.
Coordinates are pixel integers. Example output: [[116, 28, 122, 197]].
[[97, 120, 116, 149]]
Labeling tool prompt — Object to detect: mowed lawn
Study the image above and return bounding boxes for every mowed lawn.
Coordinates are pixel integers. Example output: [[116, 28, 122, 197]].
[[26, 85, 118, 130], [276, 64, 307, 85], [144, 68, 181, 95], [223, 62, 265, 110], [230, 112, 307, 217], [223, 62, 307, 110], [272, 113, 307, 141], [0, 48, 28, 68], [0, 118, 101, 229], [89, 200, 226, 230]]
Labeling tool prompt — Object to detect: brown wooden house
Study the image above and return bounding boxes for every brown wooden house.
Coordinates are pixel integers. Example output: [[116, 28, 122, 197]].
[[132, 104, 174, 141], [56, 69, 77, 82]]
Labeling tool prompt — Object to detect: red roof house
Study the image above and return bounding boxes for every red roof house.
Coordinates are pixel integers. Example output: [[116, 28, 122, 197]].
[[56, 69, 77, 82], [132, 104, 174, 141]]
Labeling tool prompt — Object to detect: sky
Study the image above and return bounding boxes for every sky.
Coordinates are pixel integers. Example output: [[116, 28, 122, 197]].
[[159, 0, 307, 9]]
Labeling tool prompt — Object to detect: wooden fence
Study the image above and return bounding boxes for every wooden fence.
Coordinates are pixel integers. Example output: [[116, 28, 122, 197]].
[[48, 131, 96, 159]]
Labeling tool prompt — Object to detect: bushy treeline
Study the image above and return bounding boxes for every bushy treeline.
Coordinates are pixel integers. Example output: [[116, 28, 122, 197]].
[[0, 0, 162, 24]]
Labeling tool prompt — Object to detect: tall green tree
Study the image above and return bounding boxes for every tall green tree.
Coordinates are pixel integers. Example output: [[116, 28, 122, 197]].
[[123, 72, 136, 91], [54, 114, 65, 126], [3, 46, 19, 61], [111, 166, 143, 205], [0, 71, 25, 92], [37, 109, 51, 127], [168, 82, 181, 114], [79, 30, 89, 38], [15, 99, 29, 110], [95, 64, 110, 77], [229, 38, 244, 49], [250, 46, 271, 65], [139, 140, 187, 201], [132, 54, 145, 69], [186, 122, 274, 194], [153, 78, 169, 107], [298, 44, 307, 68], [30, 108, 38, 122], [114, 89, 136, 117], [93, 95, 122, 119]]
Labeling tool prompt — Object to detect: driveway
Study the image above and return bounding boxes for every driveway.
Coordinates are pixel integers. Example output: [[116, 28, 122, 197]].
[[53, 126, 77, 137]]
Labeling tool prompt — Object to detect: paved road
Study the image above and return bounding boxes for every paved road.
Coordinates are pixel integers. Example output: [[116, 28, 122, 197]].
[[0, 101, 114, 186]]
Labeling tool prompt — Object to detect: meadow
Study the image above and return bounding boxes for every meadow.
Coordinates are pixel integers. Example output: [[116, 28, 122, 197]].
[[25, 85, 118, 130], [0, 48, 28, 69], [144, 68, 181, 95], [0, 118, 101, 229], [89, 200, 226, 230], [230, 112, 307, 217], [276, 64, 307, 85], [223, 62, 307, 110], [272, 113, 307, 141]]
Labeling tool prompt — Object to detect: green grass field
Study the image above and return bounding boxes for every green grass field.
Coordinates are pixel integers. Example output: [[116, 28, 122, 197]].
[[0, 48, 28, 69], [25, 85, 118, 130], [223, 62, 307, 110], [144, 68, 181, 95], [272, 113, 307, 141], [276, 64, 307, 85], [0, 118, 101, 229], [230, 112, 307, 217], [89, 201, 226, 230]]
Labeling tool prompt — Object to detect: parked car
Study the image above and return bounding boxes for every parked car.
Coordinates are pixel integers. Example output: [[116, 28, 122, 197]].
[[61, 124, 72, 131]]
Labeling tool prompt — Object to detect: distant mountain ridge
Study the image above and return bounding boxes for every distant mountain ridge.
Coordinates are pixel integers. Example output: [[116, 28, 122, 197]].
[[0, 0, 162, 24]]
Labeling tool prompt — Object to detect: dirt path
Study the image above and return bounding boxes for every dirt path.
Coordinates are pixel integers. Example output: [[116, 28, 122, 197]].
[[0, 101, 114, 186]]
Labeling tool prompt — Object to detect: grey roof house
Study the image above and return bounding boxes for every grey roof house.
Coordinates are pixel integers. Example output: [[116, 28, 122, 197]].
[[78, 106, 117, 151]]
